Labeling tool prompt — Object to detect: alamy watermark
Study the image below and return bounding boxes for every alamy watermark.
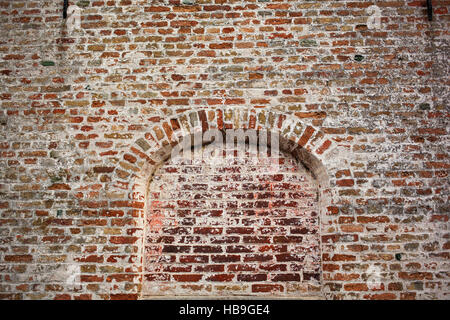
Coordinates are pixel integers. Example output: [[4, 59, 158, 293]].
[[366, 265, 383, 290], [65, 4, 382, 34], [367, 5, 382, 30], [60, 3, 383, 180], [169, 127, 282, 171], [66, 5, 81, 32]]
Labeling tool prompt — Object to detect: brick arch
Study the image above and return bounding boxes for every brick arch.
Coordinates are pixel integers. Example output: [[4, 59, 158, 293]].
[[114, 108, 334, 200], [109, 107, 344, 299]]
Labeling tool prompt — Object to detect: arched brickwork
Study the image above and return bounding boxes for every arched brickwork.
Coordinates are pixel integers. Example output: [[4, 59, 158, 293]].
[[143, 135, 322, 297], [108, 107, 343, 299]]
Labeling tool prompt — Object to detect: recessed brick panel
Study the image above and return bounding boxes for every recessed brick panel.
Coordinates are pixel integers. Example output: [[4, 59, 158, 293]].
[[144, 143, 321, 297]]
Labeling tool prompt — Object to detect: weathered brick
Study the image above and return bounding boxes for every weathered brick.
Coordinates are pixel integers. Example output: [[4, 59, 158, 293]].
[[0, 0, 447, 302]]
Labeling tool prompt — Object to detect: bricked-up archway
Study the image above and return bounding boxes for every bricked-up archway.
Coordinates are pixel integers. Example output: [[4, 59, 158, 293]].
[[109, 108, 336, 299], [143, 131, 322, 297]]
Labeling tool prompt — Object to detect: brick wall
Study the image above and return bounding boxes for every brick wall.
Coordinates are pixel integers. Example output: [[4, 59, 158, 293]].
[[0, 0, 448, 300], [144, 142, 321, 297]]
